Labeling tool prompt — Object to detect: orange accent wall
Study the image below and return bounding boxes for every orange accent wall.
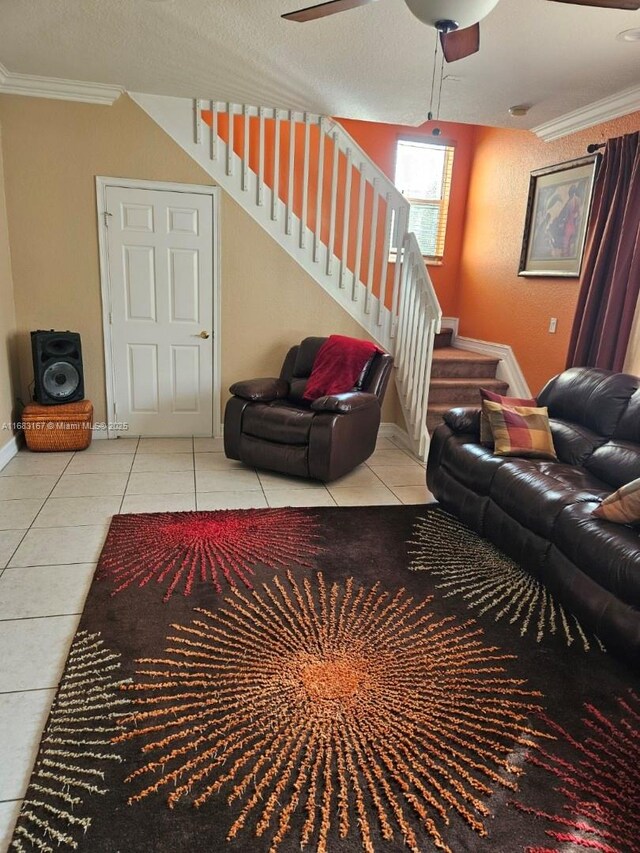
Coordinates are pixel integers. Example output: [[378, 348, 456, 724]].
[[203, 111, 393, 306], [457, 111, 640, 395], [336, 117, 477, 317], [203, 110, 476, 316]]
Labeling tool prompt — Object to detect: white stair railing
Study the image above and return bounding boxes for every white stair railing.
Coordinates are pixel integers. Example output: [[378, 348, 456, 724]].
[[189, 98, 410, 347], [394, 233, 443, 459], [130, 93, 442, 459]]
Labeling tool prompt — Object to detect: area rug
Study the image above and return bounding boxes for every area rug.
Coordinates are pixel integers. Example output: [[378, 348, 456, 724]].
[[11, 506, 639, 853]]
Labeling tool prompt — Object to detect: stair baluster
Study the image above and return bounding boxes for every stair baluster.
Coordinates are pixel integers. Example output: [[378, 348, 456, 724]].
[[131, 93, 443, 458]]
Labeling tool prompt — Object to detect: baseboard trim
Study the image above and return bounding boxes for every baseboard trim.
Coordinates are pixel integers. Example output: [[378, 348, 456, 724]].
[[0, 434, 21, 471], [379, 422, 402, 439], [441, 316, 459, 341], [379, 422, 414, 451], [453, 336, 531, 398]]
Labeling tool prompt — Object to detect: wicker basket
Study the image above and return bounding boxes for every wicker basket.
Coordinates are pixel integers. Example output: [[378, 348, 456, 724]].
[[22, 400, 93, 452]]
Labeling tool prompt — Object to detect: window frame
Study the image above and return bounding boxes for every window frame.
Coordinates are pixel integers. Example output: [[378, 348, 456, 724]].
[[392, 134, 455, 265]]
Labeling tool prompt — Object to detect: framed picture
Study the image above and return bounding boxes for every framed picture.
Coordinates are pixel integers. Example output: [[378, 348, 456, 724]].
[[518, 154, 600, 278]]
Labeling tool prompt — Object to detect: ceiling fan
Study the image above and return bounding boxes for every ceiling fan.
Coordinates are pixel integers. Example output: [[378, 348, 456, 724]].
[[283, 0, 640, 63]]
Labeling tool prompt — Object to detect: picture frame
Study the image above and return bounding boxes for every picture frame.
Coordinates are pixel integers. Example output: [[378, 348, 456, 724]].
[[518, 154, 600, 278]]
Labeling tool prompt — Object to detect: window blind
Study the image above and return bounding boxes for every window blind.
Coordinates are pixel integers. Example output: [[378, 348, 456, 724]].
[[394, 140, 455, 259]]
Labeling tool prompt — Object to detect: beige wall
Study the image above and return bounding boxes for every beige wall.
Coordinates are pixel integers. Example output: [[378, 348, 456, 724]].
[[0, 119, 18, 453], [0, 94, 398, 430]]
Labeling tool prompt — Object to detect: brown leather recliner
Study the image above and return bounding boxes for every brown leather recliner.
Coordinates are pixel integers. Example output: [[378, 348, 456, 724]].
[[224, 336, 393, 482]]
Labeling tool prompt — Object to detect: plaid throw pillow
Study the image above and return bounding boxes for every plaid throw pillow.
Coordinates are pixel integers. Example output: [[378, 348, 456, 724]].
[[483, 400, 557, 460], [479, 388, 537, 447], [593, 476, 640, 525]]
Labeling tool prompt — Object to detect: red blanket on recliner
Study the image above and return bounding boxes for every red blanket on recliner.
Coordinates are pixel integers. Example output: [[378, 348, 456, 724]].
[[303, 335, 380, 400]]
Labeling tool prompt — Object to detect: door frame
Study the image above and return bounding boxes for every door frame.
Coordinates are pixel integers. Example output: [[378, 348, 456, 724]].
[[96, 176, 222, 438]]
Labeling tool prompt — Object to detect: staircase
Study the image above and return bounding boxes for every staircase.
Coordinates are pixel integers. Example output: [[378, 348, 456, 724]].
[[426, 328, 508, 433], [130, 93, 442, 459]]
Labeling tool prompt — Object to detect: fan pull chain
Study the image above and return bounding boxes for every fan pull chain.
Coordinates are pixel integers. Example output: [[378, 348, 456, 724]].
[[436, 48, 446, 120], [427, 33, 439, 121]]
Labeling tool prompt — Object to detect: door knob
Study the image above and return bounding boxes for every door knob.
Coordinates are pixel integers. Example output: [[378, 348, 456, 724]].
[[194, 331, 210, 340]]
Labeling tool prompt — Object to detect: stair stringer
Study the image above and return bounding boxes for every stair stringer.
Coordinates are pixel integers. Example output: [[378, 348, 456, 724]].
[[453, 337, 532, 398], [130, 92, 394, 350]]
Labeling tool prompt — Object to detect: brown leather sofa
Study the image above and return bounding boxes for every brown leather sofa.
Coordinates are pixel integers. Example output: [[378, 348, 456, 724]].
[[224, 337, 393, 482], [427, 367, 640, 665]]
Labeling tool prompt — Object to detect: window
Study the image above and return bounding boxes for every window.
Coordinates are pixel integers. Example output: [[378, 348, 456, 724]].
[[394, 138, 455, 260]]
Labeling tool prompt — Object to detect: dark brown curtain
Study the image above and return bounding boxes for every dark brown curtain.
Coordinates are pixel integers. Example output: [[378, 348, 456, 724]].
[[566, 131, 640, 372]]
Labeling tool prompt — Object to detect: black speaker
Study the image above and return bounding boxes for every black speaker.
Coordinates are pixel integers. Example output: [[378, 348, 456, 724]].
[[31, 330, 85, 405]]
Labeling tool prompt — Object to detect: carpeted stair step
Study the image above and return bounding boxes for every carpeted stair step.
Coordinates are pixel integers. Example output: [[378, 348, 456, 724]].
[[426, 405, 457, 434], [429, 377, 509, 406], [434, 327, 454, 349], [431, 347, 500, 379], [427, 344, 505, 434]]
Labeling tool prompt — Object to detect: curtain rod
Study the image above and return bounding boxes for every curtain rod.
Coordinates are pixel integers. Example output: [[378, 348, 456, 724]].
[[587, 143, 606, 154]]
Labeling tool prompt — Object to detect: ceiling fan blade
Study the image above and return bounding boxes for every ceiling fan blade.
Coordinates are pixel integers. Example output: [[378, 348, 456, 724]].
[[548, 0, 640, 9], [282, 0, 378, 22], [440, 23, 480, 62]]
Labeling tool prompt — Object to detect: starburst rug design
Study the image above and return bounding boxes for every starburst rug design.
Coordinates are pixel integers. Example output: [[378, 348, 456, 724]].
[[97, 508, 321, 601], [409, 509, 601, 650], [514, 691, 640, 852], [117, 571, 545, 853], [11, 631, 131, 851], [11, 505, 638, 852]]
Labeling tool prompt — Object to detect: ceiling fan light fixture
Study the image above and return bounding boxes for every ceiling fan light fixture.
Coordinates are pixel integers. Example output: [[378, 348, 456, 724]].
[[435, 18, 460, 33], [404, 0, 500, 29]]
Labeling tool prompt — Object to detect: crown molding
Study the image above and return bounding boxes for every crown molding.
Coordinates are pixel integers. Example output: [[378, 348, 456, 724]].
[[532, 83, 640, 142], [0, 62, 123, 105]]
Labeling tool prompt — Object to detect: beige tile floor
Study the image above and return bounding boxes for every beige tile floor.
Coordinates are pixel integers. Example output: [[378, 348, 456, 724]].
[[0, 434, 434, 848]]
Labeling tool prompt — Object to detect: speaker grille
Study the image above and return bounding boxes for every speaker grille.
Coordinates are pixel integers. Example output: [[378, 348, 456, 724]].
[[31, 330, 85, 405], [42, 361, 81, 401], [44, 338, 78, 358]]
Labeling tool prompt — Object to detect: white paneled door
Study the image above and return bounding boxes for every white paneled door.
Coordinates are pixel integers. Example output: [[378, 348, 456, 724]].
[[102, 185, 216, 436]]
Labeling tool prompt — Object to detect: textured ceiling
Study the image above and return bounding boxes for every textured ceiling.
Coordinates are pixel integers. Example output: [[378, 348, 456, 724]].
[[0, 0, 639, 128]]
